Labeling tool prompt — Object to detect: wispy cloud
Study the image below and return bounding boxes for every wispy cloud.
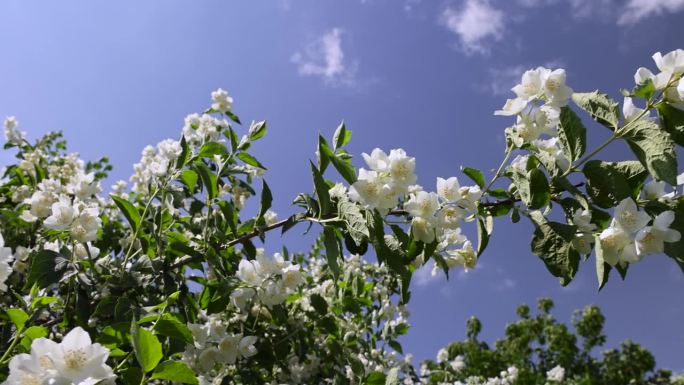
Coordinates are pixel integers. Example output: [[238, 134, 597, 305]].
[[618, 0, 684, 25], [291, 28, 358, 87], [439, 0, 504, 55], [516, 0, 684, 24]]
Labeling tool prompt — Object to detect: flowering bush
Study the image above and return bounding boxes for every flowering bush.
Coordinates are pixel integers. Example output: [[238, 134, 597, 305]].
[[1, 49, 684, 384]]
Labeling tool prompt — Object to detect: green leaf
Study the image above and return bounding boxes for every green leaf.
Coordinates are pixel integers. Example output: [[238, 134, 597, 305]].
[[330, 154, 357, 185], [338, 195, 369, 247], [633, 79, 655, 100], [530, 212, 580, 286], [151, 361, 198, 384], [309, 293, 328, 315], [583, 160, 648, 208], [323, 226, 341, 278], [198, 142, 229, 160], [175, 136, 190, 169], [194, 163, 218, 200], [511, 169, 550, 209], [557, 106, 587, 162], [20, 326, 48, 351], [657, 103, 684, 147], [154, 317, 193, 344], [333, 121, 352, 149], [179, 169, 199, 193], [131, 322, 163, 373], [461, 166, 485, 189], [120, 367, 144, 385], [476, 216, 491, 257], [572, 91, 620, 130], [365, 372, 386, 385], [6, 308, 29, 330], [594, 237, 611, 291], [258, 180, 273, 220], [25, 250, 67, 290], [236, 152, 266, 169], [622, 118, 678, 185], [248, 120, 267, 141], [111, 195, 141, 232], [311, 161, 331, 216]]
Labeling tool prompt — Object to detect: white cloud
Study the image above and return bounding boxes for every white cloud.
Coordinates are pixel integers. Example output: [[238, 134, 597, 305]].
[[440, 0, 505, 55], [495, 278, 517, 291], [618, 0, 684, 24], [291, 28, 358, 87], [484, 65, 526, 96]]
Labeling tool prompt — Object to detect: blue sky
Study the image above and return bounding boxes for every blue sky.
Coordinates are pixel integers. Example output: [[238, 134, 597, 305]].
[[1, 0, 684, 372]]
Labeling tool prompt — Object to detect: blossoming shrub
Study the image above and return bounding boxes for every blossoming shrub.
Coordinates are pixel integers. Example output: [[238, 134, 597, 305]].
[[1, 50, 684, 384], [421, 299, 673, 385]]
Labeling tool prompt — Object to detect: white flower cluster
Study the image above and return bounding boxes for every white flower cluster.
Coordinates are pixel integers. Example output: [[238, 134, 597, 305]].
[[182, 112, 229, 146], [183, 314, 258, 375], [3, 116, 26, 146], [3, 327, 115, 385], [448, 366, 519, 385], [494, 67, 573, 173], [348, 148, 417, 212], [130, 139, 182, 194], [235, 250, 304, 308], [347, 148, 482, 274], [598, 198, 680, 267], [634, 49, 684, 109], [545, 365, 565, 384], [0, 233, 14, 292]]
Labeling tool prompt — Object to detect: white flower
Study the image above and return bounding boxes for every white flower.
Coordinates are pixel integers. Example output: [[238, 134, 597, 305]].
[[512, 67, 545, 101], [230, 288, 255, 311], [612, 198, 651, 234], [238, 335, 258, 359], [546, 365, 565, 382], [653, 49, 684, 76], [458, 185, 482, 213], [217, 334, 240, 364], [438, 206, 467, 230], [494, 98, 527, 116], [236, 259, 263, 287], [598, 226, 631, 266], [572, 209, 597, 233], [411, 217, 436, 244], [157, 139, 182, 160], [362, 148, 390, 172], [257, 280, 287, 307], [388, 149, 417, 187], [256, 252, 284, 276], [328, 183, 347, 199], [436, 348, 448, 363], [634, 67, 655, 86], [678, 78, 684, 100], [635, 211, 681, 256], [281, 264, 304, 289], [542, 69, 573, 107], [70, 207, 101, 243], [532, 137, 570, 173], [263, 210, 278, 226], [445, 240, 477, 271], [510, 155, 529, 174], [47, 327, 114, 384], [43, 198, 76, 231], [349, 169, 397, 211], [642, 180, 674, 200], [5, 327, 116, 385], [405, 191, 440, 218], [450, 355, 466, 372], [4, 116, 26, 146], [623, 97, 650, 123], [211, 88, 233, 113], [436, 177, 461, 202], [0, 233, 14, 292]]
